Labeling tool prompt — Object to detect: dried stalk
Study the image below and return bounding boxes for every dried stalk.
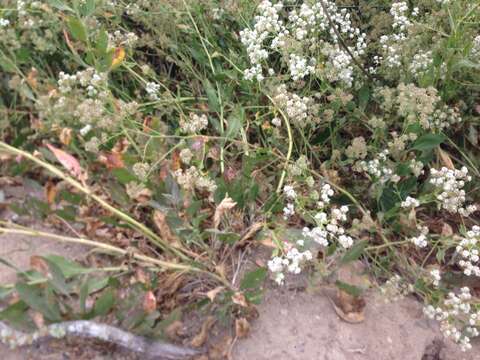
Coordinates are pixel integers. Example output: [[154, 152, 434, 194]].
[[0, 320, 200, 359]]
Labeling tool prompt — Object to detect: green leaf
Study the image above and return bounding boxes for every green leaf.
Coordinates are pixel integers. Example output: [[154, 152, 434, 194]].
[[203, 80, 220, 113], [0, 301, 33, 330], [67, 17, 88, 43], [41, 257, 70, 296], [335, 280, 363, 297], [225, 106, 245, 140], [80, 0, 96, 16], [96, 29, 109, 55], [340, 240, 368, 264], [48, 0, 73, 11], [358, 85, 371, 111], [240, 268, 267, 290], [412, 134, 446, 151], [92, 288, 115, 317], [15, 283, 62, 322], [42, 255, 91, 278], [80, 276, 109, 314]]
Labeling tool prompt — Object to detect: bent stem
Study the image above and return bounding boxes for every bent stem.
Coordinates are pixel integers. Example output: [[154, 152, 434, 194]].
[[265, 94, 294, 194], [0, 227, 230, 287], [0, 141, 188, 261]]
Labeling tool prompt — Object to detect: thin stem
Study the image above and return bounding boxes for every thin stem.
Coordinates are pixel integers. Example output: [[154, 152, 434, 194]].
[[0, 141, 188, 261]]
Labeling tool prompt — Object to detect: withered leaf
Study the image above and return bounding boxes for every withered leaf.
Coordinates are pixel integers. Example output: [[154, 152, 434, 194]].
[[190, 316, 216, 348], [235, 318, 250, 339], [153, 210, 181, 247], [206, 286, 225, 302], [143, 291, 157, 313]]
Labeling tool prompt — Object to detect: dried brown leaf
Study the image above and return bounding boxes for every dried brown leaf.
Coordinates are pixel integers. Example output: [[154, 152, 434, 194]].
[[206, 286, 225, 302], [45, 181, 57, 206], [330, 291, 366, 324], [441, 223, 453, 237], [32, 311, 45, 329], [165, 320, 185, 341], [209, 335, 233, 360], [143, 291, 157, 313], [214, 195, 237, 229], [59, 128, 73, 146], [98, 152, 125, 169], [190, 316, 216, 348], [437, 148, 455, 170], [232, 292, 248, 308], [30, 256, 49, 277], [153, 210, 181, 247], [235, 318, 250, 339], [112, 137, 129, 154]]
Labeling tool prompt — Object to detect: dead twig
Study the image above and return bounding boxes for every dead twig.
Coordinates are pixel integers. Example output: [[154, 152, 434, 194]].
[[0, 320, 201, 359]]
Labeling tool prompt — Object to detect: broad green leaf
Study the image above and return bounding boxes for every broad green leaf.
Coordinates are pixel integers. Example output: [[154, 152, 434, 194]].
[[96, 29, 109, 55], [67, 17, 88, 43], [15, 283, 62, 321], [340, 240, 368, 264], [225, 106, 245, 140], [42, 255, 91, 278], [48, 0, 73, 11], [203, 80, 220, 113], [92, 288, 115, 317], [42, 257, 70, 296], [80, 0, 96, 16], [240, 268, 267, 290], [412, 134, 446, 151], [0, 301, 33, 330]]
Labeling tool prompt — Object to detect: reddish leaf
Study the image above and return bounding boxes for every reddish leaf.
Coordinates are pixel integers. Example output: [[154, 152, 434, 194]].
[[46, 144, 85, 180], [143, 291, 157, 313]]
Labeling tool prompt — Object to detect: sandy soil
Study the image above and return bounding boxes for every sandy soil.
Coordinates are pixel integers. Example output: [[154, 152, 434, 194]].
[[232, 289, 480, 360]]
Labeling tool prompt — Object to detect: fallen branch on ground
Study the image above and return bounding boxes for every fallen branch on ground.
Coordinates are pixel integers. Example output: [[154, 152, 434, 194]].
[[0, 320, 201, 359]]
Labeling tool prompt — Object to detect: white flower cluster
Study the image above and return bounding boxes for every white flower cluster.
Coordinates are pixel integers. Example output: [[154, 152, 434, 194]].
[[456, 226, 480, 277], [472, 35, 480, 57], [0, 18, 10, 27], [379, 2, 418, 69], [424, 287, 479, 351], [145, 82, 161, 101], [409, 159, 425, 177], [429, 167, 477, 216], [401, 196, 420, 209], [409, 50, 433, 77], [380, 274, 413, 303], [409, 225, 429, 248], [282, 184, 297, 219], [109, 30, 138, 47], [174, 166, 217, 199], [273, 85, 311, 125], [430, 269, 441, 287], [179, 113, 209, 133], [358, 150, 400, 183], [239, 1, 283, 81], [410, 234, 427, 248], [58, 68, 107, 96], [288, 54, 316, 81], [303, 193, 353, 249], [428, 105, 462, 130], [240, 0, 367, 86], [268, 245, 313, 285]]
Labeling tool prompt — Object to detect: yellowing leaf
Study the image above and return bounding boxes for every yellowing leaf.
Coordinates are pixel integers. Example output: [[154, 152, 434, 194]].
[[111, 47, 125, 69]]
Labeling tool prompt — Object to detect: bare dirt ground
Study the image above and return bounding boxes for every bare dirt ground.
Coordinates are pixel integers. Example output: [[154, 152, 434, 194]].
[[232, 289, 480, 360]]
